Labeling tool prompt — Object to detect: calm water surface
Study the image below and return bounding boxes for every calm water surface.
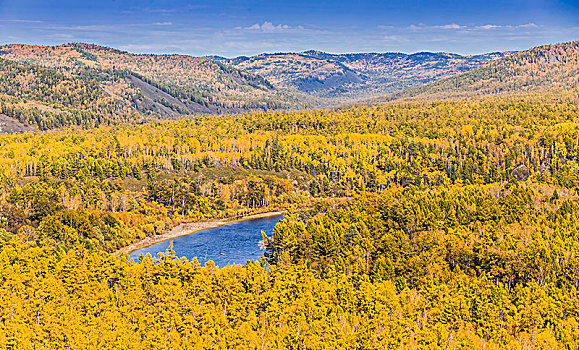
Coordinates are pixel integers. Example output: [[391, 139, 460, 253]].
[[129, 215, 282, 267]]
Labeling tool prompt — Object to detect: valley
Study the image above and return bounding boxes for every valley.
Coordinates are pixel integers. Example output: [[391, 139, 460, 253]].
[[211, 50, 510, 99], [0, 43, 510, 132], [0, 38, 578, 348]]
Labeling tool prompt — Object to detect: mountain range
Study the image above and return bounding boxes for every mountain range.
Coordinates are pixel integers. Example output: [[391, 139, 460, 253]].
[[0, 40, 577, 133], [376, 40, 579, 102], [0, 43, 314, 115], [209, 50, 511, 99]]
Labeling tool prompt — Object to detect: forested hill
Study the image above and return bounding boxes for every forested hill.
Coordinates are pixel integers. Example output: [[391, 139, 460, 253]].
[[0, 43, 319, 124], [0, 56, 141, 131], [209, 50, 510, 99], [0, 41, 573, 133], [375, 40, 579, 102], [2, 95, 579, 347]]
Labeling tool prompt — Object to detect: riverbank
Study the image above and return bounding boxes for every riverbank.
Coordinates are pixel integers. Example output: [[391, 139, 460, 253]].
[[115, 211, 285, 256]]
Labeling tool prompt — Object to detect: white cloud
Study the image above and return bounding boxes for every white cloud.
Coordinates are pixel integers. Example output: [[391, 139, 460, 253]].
[[383, 35, 408, 42], [476, 22, 540, 30], [153, 22, 173, 26], [49, 33, 75, 40], [517, 22, 538, 28], [477, 24, 502, 30], [436, 23, 464, 30], [47, 24, 122, 32], [406, 23, 465, 31], [239, 21, 305, 33], [0, 19, 43, 23], [118, 43, 178, 53], [405, 23, 541, 32]]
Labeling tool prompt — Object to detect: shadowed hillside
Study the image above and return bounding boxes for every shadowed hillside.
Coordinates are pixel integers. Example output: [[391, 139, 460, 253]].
[[0, 43, 322, 118]]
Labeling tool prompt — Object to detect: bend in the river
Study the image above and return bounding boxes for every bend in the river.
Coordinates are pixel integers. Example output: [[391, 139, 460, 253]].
[[129, 214, 283, 267]]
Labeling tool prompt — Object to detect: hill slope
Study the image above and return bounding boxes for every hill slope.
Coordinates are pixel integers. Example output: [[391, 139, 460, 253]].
[[0, 43, 319, 117], [0, 56, 139, 130], [211, 50, 511, 100], [379, 40, 579, 102]]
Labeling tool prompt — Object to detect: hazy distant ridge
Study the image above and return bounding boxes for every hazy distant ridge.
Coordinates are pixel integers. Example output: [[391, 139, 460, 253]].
[[209, 50, 512, 99]]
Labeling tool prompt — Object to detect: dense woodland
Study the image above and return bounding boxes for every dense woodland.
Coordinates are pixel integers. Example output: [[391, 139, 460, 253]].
[[0, 44, 321, 117], [386, 41, 579, 102], [1, 40, 577, 132], [0, 90, 578, 347], [0, 57, 142, 130]]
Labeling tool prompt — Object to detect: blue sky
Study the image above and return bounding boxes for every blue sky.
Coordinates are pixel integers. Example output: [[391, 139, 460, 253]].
[[0, 0, 577, 57]]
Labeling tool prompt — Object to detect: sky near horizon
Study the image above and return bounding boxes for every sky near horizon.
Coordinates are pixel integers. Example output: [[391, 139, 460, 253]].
[[0, 0, 577, 57]]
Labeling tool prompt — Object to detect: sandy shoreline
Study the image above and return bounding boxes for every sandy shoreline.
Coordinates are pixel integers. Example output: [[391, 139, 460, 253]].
[[115, 211, 285, 256]]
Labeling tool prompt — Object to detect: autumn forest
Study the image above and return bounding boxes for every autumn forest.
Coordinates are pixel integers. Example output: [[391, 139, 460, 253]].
[[0, 33, 578, 349]]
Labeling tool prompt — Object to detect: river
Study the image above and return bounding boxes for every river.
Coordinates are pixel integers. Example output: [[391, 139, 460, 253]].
[[129, 214, 283, 267]]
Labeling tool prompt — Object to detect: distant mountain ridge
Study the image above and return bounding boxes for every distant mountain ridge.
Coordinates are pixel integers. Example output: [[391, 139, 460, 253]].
[[209, 50, 512, 99], [3, 41, 575, 134], [375, 40, 579, 102], [0, 42, 512, 132]]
